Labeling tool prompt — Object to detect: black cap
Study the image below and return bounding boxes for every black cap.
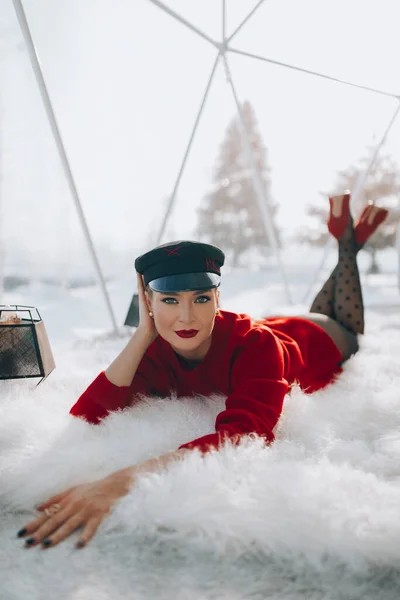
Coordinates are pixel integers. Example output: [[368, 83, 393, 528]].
[[135, 240, 225, 292]]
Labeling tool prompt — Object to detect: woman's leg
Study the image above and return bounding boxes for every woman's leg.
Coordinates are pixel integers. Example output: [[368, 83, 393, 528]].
[[302, 312, 359, 362], [308, 194, 388, 360], [310, 196, 363, 334]]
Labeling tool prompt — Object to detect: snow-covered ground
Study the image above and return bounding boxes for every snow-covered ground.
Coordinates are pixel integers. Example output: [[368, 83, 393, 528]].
[[0, 263, 400, 599]]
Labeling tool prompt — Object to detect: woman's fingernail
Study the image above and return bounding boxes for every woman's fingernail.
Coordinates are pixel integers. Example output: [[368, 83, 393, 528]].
[[17, 528, 27, 537], [42, 539, 52, 547], [76, 540, 86, 548], [25, 537, 35, 546]]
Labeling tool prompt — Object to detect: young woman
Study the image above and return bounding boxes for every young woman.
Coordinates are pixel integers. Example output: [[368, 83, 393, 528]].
[[17, 191, 388, 551]]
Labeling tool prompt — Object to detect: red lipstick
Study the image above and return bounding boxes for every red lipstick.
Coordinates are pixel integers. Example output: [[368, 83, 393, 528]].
[[175, 330, 198, 338]]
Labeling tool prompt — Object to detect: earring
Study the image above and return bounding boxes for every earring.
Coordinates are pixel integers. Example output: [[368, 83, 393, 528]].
[[149, 311, 153, 318]]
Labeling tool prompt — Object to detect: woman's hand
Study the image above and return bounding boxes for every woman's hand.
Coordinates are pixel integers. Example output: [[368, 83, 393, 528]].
[[17, 470, 132, 550], [17, 449, 190, 550], [136, 272, 158, 343]]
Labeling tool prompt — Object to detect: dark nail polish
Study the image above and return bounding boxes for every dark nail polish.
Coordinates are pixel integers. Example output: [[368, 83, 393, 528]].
[[25, 537, 35, 546], [17, 528, 27, 538], [42, 539, 52, 547], [77, 540, 86, 548]]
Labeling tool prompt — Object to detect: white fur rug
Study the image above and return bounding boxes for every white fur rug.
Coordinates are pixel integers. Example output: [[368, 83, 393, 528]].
[[1, 310, 400, 600]]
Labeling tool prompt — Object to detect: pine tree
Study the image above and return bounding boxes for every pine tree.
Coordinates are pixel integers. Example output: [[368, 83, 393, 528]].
[[298, 145, 400, 273], [194, 101, 280, 268]]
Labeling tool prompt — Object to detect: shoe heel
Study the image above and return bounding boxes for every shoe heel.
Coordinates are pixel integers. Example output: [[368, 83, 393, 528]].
[[327, 191, 351, 239], [354, 205, 388, 246]]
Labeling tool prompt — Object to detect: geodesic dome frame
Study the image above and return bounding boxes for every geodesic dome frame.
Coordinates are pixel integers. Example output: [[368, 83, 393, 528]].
[[11, 0, 400, 333]]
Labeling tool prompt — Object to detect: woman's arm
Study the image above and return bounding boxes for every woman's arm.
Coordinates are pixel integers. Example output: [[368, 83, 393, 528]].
[[105, 272, 158, 385], [17, 449, 191, 550], [70, 327, 157, 423], [178, 328, 289, 453], [71, 272, 161, 423], [116, 447, 191, 479], [105, 327, 156, 386]]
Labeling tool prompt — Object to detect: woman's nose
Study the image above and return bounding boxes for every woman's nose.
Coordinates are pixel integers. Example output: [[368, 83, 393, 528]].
[[179, 305, 194, 321]]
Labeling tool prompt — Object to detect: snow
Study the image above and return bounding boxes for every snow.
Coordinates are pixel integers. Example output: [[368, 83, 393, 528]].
[[0, 267, 400, 599]]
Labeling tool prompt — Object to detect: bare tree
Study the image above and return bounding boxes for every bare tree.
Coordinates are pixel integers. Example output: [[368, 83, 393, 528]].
[[298, 145, 400, 273]]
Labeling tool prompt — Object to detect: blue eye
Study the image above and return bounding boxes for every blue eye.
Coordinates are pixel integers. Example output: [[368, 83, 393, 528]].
[[162, 296, 211, 304]]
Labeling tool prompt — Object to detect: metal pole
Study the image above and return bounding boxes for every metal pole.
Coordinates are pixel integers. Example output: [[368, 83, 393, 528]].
[[222, 0, 226, 44], [302, 100, 400, 304], [155, 53, 220, 245], [222, 54, 293, 305], [147, 0, 218, 49], [0, 26, 25, 305], [228, 47, 400, 101], [226, 0, 266, 44], [12, 0, 119, 334]]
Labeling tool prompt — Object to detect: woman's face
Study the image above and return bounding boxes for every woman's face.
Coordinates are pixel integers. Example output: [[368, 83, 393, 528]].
[[145, 287, 220, 360]]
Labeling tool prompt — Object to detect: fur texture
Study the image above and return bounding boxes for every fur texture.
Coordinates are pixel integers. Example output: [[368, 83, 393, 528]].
[[1, 311, 400, 599]]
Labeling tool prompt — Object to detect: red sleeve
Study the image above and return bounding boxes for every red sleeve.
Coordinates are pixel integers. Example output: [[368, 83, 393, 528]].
[[179, 328, 289, 453], [69, 355, 162, 425]]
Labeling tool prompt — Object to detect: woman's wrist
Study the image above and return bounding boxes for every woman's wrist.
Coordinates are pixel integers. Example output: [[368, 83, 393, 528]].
[[103, 468, 134, 496], [113, 449, 191, 486], [141, 448, 191, 472]]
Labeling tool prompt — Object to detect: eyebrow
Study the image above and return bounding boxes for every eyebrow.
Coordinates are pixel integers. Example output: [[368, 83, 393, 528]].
[[159, 289, 211, 296]]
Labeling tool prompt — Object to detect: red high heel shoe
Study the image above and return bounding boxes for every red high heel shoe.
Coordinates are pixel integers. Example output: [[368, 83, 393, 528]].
[[354, 204, 389, 246], [327, 191, 351, 239]]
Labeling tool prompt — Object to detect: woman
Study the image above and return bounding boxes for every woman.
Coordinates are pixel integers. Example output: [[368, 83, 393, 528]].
[[17, 191, 388, 551]]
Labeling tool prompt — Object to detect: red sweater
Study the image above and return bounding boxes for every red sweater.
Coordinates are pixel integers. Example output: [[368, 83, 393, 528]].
[[69, 310, 343, 453]]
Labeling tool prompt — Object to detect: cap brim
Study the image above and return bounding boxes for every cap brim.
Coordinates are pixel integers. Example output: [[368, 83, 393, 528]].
[[149, 272, 221, 293]]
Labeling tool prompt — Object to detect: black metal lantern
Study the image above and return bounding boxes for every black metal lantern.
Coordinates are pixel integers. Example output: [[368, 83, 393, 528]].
[[0, 305, 56, 384]]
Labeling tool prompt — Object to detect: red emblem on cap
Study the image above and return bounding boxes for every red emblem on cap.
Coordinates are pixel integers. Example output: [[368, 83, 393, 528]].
[[164, 245, 182, 257], [205, 257, 219, 272]]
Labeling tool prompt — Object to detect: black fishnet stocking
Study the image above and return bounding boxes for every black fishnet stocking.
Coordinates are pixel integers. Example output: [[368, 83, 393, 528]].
[[309, 214, 364, 335]]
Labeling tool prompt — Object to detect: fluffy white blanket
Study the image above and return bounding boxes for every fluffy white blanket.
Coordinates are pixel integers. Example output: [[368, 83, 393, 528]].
[[1, 311, 400, 600]]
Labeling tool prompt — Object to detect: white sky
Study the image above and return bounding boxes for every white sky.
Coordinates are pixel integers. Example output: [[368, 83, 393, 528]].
[[1, 0, 400, 277]]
